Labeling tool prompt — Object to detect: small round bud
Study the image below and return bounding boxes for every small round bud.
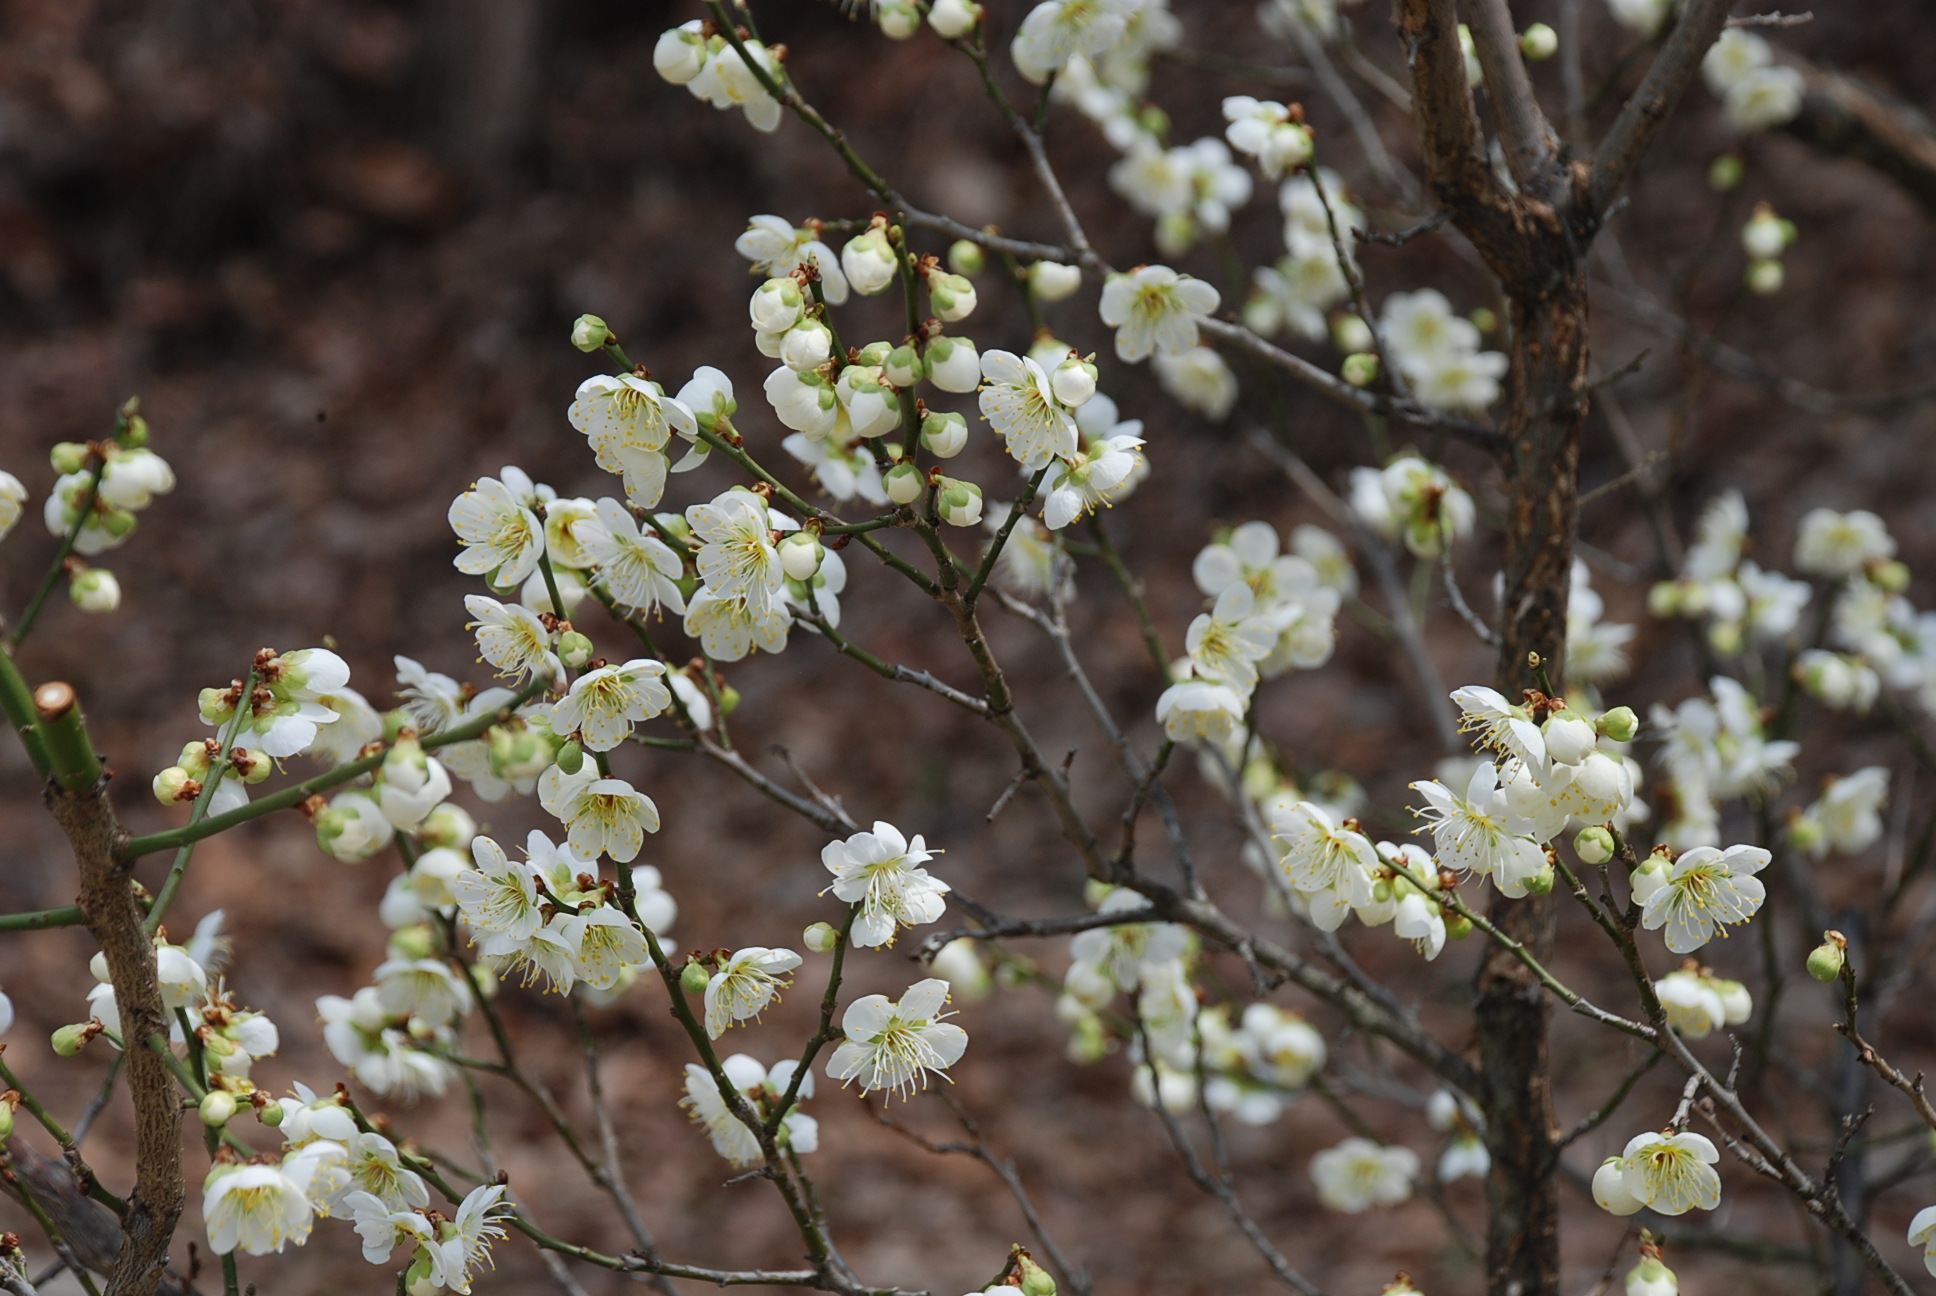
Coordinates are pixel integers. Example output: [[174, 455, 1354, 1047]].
[[1442, 908, 1474, 941], [419, 802, 477, 850], [1520, 22, 1558, 59], [1595, 706, 1639, 744], [1017, 1254, 1057, 1296], [803, 921, 840, 953], [1050, 353, 1098, 407], [1029, 260, 1083, 303], [257, 1100, 285, 1127], [1574, 826, 1615, 865], [679, 960, 711, 995], [52, 1022, 93, 1056], [570, 314, 613, 353], [1807, 932, 1846, 983], [884, 462, 926, 505], [389, 924, 438, 961], [1742, 206, 1793, 260], [119, 415, 151, 449], [1522, 862, 1557, 896], [1371, 878, 1394, 905], [152, 766, 197, 805], [1745, 258, 1784, 296], [1470, 306, 1499, 335], [1542, 711, 1597, 764], [927, 0, 982, 39], [884, 344, 924, 389], [101, 508, 137, 539], [927, 271, 978, 322], [780, 318, 834, 371], [1331, 314, 1374, 355], [1342, 353, 1379, 387], [234, 748, 272, 786], [1708, 153, 1745, 191], [718, 683, 742, 716], [555, 740, 585, 776], [778, 532, 823, 581], [1870, 559, 1911, 593], [935, 476, 984, 527], [920, 410, 969, 458], [51, 442, 90, 475], [947, 239, 985, 277], [70, 568, 120, 613], [1625, 1256, 1678, 1296], [557, 631, 595, 671], [0, 1093, 16, 1142], [200, 1089, 238, 1127], [877, 0, 920, 38]]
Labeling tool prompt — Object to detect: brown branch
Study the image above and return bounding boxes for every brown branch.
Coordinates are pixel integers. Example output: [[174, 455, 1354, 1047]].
[[1463, 0, 1560, 188], [1590, 0, 1737, 215]]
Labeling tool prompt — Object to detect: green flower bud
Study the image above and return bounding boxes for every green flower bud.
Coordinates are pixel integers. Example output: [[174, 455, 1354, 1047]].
[[389, 924, 439, 961], [200, 1089, 238, 1127], [558, 631, 595, 670], [1342, 353, 1379, 387], [198, 687, 236, 725], [1017, 1253, 1057, 1296], [935, 476, 984, 527], [52, 1022, 94, 1057], [571, 314, 613, 353], [233, 748, 272, 785], [50, 442, 91, 475], [680, 959, 711, 995], [1807, 933, 1845, 983], [1787, 813, 1826, 855], [118, 414, 151, 449], [921, 410, 969, 458], [1745, 258, 1784, 296], [1331, 314, 1373, 354], [1595, 706, 1639, 744], [851, 341, 892, 368], [152, 766, 197, 805], [1708, 153, 1745, 191], [1442, 908, 1474, 940], [884, 344, 925, 388], [419, 802, 477, 850], [556, 739, 585, 776], [1520, 22, 1558, 58], [1574, 825, 1615, 865], [1470, 306, 1499, 335], [928, 271, 978, 322], [884, 462, 925, 506], [257, 1099, 285, 1127], [718, 683, 742, 716], [947, 239, 985, 277], [0, 1093, 16, 1142], [803, 921, 840, 953], [1522, 862, 1556, 896], [1371, 878, 1394, 905], [101, 508, 138, 539], [1870, 559, 1911, 593]]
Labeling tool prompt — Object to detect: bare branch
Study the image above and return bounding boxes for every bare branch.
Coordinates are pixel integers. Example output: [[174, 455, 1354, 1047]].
[[1463, 0, 1560, 188], [1590, 0, 1737, 215]]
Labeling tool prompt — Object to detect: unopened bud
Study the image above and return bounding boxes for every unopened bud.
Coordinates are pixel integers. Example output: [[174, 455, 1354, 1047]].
[[200, 1089, 238, 1127], [52, 1022, 94, 1057], [1050, 354, 1098, 407], [946, 239, 985, 277], [153, 766, 197, 805], [778, 531, 823, 581], [1442, 908, 1473, 940], [557, 630, 595, 670], [877, 0, 920, 38], [555, 740, 585, 776], [1520, 22, 1558, 59], [928, 271, 978, 322], [928, 0, 982, 39], [1708, 153, 1744, 192], [119, 414, 151, 449], [1807, 931, 1846, 983], [1869, 559, 1911, 593], [1030, 260, 1083, 303], [1342, 353, 1379, 387], [570, 314, 613, 353], [1522, 862, 1556, 896], [803, 921, 840, 953], [257, 1099, 285, 1127], [389, 924, 438, 961], [1625, 1256, 1678, 1296], [419, 802, 477, 850], [1595, 706, 1639, 744], [1745, 258, 1784, 296], [935, 477, 984, 527], [1016, 1253, 1057, 1296], [51, 442, 91, 475], [885, 462, 925, 505], [680, 960, 711, 995], [1331, 314, 1373, 355], [1575, 825, 1615, 865], [0, 1092, 15, 1142], [921, 410, 969, 458]]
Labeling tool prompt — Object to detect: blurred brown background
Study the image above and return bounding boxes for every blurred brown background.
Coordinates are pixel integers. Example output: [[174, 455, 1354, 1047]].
[[2, 0, 1936, 1292]]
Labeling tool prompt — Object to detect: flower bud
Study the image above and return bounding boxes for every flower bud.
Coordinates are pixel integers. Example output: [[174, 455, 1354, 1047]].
[[570, 314, 612, 353], [1714, 978, 1752, 1025], [234, 748, 272, 785], [884, 462, 925, 505], [877, 0, 920, 38], [936, 477, 984, 527], [1625, 1257, 1677, 1296], [1574, 825, 1615, 864], [101, 508, 137, 539], [927, 0, 981, 39], [118, 414, 151, 449], [1442, 908, 1474, 940], [0, 1092, 15, 1142], [1520, 22, 1558, 59], [1331, 314, 1373, 354], [924, 337, 980, 394], [1869, 559, 1911, 593], [947, 239, 985, 276], [557, 630, 595, 671], [1050, 354, 1098, 407], [200, 1089, 238, 1127], [884, 344, 925, 388], [803, 921, 840, 953], [1342, 353, 1379, 387], [153, 766, 197, 805], [1807, 932, 1846, 983], [1595, 706, 1639, 743], [842, 228, 900, 296], [778, 532, 823, 581], [921, 410, 969, 457], [1741, 204, 1795, 260], [1016, 1253, 1057, 1296], [1522, 862, 1556, 896], [1708, 153, 1744, 191], [718, 682, 742, 715], [680, 959, 711, 995], [198, 687, 236, 724], [419, 802, 477, 851], [654, 21, 709, 84], [1030, 260, 1083, 303], [257, 1099, 285, 1127], [1707, 618, 1744, 657], [1542, 711, 1596, 764], [389, 924, 439, 961], [781, 318, 834, 372], [750, 277, 805, 334], [52, 1022, 93, 1056], [51, 442, 90, 475], [556, 739, 585, 777], [1745, 258, 1784, 296], [927, 271, 977, 322]]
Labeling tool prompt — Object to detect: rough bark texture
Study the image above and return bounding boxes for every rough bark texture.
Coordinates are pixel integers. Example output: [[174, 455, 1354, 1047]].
[[55, 782, 179, 1296]]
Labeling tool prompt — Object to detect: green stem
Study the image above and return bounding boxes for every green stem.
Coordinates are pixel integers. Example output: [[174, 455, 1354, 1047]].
[[145, 670, 258, 935], [765, 904, 859, 1135], [122, 676, 547, 860], [0, 905, 85, 931], [965, 467, 1050, 606], [0, 646, 51, 776], [34, 683, 101, 793], [2, 1162, 102, 1296], [12, 456, 106, 650], [0, 1056, 124, 1215]]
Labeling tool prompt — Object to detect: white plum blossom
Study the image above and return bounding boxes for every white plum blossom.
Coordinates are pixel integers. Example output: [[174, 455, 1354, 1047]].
[[979, 350, 1080, 469], [1270, 800, 1377, 930], [1069, 888, 1189, 994], [555, 906, 650, 992], [827, 978, 968, 1098], [681, 1055, 819, 1167], [551, 658, 672, 751], [1152, 346, 1238, 421], [1011, 0, 1131, 84], [1098, 265, 1221, 362], [465, 595, 560, 683], [705, 947, 803, 1038], [575, 498, 688, 614], [1040, 431, 1146, 529], [539, 764, 660, 863], [1310, 1138, 1419, 1213], [1795, 508, 1895, 578], [1222, 96, 1313, 179], [821, 821, 950, 948], [736, 215, 849, 304], [1154, 675, 1247, 746], [689, 489, 786, 612], [203, 1158, 324, 1256], [1797, 766, 1889, 857], [1411, 764, 1549, 897], [1908, 1206, 1936, 1278], [688, 38, 783, 133], [569, 374, 697, 509], [448, 476, 543, 588], [1637, 844, 1769, 953], [1616, 1131, 1722, 1216], [1185, 585, 1279, 694], [684, 586, 790, 662]]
